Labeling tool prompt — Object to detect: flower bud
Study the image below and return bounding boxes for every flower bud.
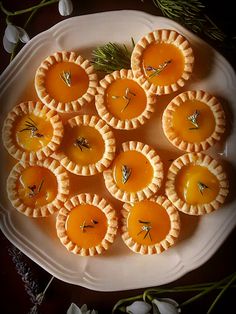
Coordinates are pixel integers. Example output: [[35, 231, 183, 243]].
[[17, 26, 30, 43], [58, 0, 73, 16], [126, 301, 152, 314], [5, 24, 19, 44], [3, 33, 16, 53]]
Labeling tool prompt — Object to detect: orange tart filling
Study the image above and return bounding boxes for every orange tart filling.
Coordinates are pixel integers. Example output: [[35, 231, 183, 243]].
[[17, 166, 58, 207], [66, 204, 107, 249], [15, 114, 53, 152], [142, 43, 185, 86], [172, 100, 215, 143], [175, 164, 219, 205], [61, 125, 105, 166], [165, 153, 229, 215], [121, 196, 180, 255], [106, 78, 147, 120], [7, 158, 70, 217], [103, 141, 164, 203], [95, 69, 155, 130], [54, 115, 116, 176], [56, 193, 118, 256], [44, 61, 89, 103], [131, 29, 194, 95], [2, 101, 64, 161], [112, 151, 153, 193], [127, 200, 171, 245], [35, 51, 98, 113], [162, 90, 225, 152]]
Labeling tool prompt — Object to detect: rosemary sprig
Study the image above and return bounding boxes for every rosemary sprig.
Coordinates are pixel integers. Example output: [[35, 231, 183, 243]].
[[146, 60, 172, 78], [153, 0, 226, 42], [122, 165, 132, 184], [60, 70, 71, 87], [80, 220, 94, 233], [137, 220, 152, 241], [91, 38, 135, 73], [187, 110, 200, 129], [74, 137, 90, 151], [198, 181, 209, 195], [28, 178, 44, 198], [19, 118, 43, 138]]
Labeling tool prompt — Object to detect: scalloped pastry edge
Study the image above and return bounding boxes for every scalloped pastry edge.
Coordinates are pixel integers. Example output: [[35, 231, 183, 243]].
[[7, 158, 70, 217], [103, 141, 164, 203], [131, 29, 194, 95], [165, 153, 229, 215], [2, 101, 64, 162], [54, 114, 116, 176], [56, 193, 118, 256], [35, 51, 98, 113], [162, 90, 226, 152], [121, 195, 180, 255], [95, 69, 156, 130]]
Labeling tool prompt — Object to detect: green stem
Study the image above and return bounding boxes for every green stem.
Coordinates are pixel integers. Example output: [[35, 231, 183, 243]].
[[10, 0, 48, 62], [180, 272, 236, 307], [207, 273, 236, 314], [0, 0, 58, 17], [112, 294, 143, 313]]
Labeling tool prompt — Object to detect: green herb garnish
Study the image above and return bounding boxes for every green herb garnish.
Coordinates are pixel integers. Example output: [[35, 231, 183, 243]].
[[198, 181, 209, 194], [153, 0, 226, 42], [91, 38, 135, 73], [122, 165, 132, 184], [60, 71, 71, 87], [188, 110, 200, 129], [146, 60, 172, 78], [19, 117, 43, 138], [74, 137, 90, 151]]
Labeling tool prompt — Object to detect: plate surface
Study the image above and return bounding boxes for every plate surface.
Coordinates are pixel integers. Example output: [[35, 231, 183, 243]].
[[0, 10, 236, 291]]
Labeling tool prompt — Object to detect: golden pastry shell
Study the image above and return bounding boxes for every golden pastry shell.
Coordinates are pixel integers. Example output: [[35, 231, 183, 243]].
[[162, 90, 226, 152], [121, 195, 180, 255], [56, 193, 118, 256], [165, 153, 229, 215], [131, 29, 194, 95], [7, 158, 70, 217], [103, 141, 164, 203], [2, 101, 64, 162], [95, 69, 156, 129], [35, 51, 98, 113], [54, 114, 116, 176]]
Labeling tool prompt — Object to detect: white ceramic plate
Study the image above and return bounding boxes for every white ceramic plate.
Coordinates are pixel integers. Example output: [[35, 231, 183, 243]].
[[0, 10, 236, 292]]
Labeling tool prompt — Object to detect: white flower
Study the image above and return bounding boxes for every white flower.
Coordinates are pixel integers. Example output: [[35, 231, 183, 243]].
[[126, 301, 152, 314], [58, 0, 73, 16], [152, 298, 181, 314], [3, 24, 30, 53], [67, 303, 97, 314]]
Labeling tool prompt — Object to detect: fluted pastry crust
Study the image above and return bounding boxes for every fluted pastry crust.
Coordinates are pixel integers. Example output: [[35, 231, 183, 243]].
[[131, 29, 194, 95], [95, 69, 156, 129], [54, 115, 116, 176], [35, 51, 98, 113], [56, 193, 118, 256], [121, 195, 180, 255], [162, 90, 225, 152], [2, 101, 64, 161], [103, 141, 164, 203], [7, 158, 70, 217], [165, 153, 229, 215]]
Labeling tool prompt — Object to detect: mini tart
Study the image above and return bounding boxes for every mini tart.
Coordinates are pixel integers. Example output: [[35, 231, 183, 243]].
[[2, 101, 63, 161], [35, 51, 98, 113], [95, 69, 155, 129], [162, 90, 226, 152], [56, 193, 118, 256], [131, 29, 194, 95], [165, 153, 229, 215], [54, 115, 116, 176], [121, 196, 180, 255], [103, 141, 164, 203], [7, 158, 70, 217]]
